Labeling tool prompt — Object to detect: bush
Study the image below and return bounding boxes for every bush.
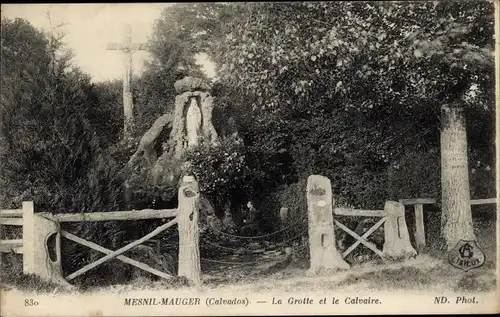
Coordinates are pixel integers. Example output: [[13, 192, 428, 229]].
[[183, 135, 253, 223], [387, 147, 440, 201], [469, 163, 495, 201], [0, 18, 125, 214], [184, 136, 249, 197], [329, 166, 389, 209]]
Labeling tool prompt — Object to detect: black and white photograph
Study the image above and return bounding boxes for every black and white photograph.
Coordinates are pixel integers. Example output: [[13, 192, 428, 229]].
[[0, 2, 498, 315]]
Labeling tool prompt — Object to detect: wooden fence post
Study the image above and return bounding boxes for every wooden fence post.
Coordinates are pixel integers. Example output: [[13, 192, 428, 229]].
[[22, 201, 35, 275], [383, 201, 417, 260], [22, 201, 69, 285], [306, 175, 349, 275], [414, 203, 426, 251], [177, 176, 201, 286]]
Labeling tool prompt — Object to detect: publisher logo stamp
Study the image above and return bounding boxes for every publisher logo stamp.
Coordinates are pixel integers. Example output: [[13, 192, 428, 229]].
[[448, 240, 485, 272]]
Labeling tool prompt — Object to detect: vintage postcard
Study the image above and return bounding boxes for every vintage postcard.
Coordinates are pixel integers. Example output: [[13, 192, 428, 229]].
[[0, 2, 498, 316]]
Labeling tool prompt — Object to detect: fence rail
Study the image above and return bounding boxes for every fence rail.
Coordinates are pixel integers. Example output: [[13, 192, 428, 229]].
[[0, 209, 23, 217], [400, 198, 437, 205], [0, 218, 23, 226], [399, 198, 497, 207], [333, 208, 385, 217], [470, 198, 497, 205], [0, 239, 23, 254], [0, 205, 178, 259], [40, 208, 177, 223]]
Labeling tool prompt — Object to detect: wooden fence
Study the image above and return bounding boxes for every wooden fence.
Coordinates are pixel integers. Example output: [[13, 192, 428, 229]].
[[400, 197, 497, 251], [1, 173, 497, 284], [306, 175, 419, 273], [332, 207, 387, 259], [329, 197, 496, 259], [303, 175, 497, 273], [0, 176, 202, 287]]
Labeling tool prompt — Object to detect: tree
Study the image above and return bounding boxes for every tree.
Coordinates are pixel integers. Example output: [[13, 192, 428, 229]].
[[1, 17, 133, 281], [90, 79, 123, 146], [183, 2, 494, 247], [410, 2, 494, 250], [134, 3, 211, 134], [0, 17, 123, 213]]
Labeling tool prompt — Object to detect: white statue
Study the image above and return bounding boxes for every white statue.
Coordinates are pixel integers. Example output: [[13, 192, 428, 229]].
[[185, 98, 202, 148]]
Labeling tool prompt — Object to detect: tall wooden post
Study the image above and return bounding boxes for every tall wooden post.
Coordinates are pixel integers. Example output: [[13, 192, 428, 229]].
[[122, 24, 133, 137], [177, 176, 201, 286], [22, 201, 69, 286], [383, 201, 417, 260], [22, 201, 34, 274], [106, 24, 147, 139], [306, 175, 349, 275], [414, 203, 426, 251]]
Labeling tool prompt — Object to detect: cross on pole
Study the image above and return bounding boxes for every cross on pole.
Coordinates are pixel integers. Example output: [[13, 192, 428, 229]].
[[106, 24, 147, 139]]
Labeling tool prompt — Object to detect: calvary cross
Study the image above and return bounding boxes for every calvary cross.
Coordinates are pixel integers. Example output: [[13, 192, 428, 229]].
[[106, 24, 147, 139]]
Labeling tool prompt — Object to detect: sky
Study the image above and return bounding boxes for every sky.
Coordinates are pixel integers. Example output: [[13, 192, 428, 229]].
[[2, 4, 216, 83]]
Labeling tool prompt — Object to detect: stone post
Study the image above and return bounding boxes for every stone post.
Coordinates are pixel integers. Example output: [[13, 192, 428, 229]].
[[22, 201, 69, 285], [382, 201, 417, 260], [306, 175, 349, 275]]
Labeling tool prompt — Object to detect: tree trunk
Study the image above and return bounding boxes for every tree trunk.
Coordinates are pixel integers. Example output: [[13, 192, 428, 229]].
[[125, 113, 173, 171], [440, 103, 475, 250], [177, 176, 201, 286]]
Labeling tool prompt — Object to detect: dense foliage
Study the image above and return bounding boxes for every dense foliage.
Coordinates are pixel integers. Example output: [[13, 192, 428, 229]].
[[149, 1, 494, 213], [184, 136, 248, 198], [0, 18, 122, 213]]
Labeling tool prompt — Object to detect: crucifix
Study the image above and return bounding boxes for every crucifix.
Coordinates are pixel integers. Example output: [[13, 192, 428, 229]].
[[106, 24, 147, 139]]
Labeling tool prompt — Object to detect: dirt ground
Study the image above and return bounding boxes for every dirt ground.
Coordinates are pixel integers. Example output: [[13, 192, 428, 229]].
[[4, 252, 492, 298]]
